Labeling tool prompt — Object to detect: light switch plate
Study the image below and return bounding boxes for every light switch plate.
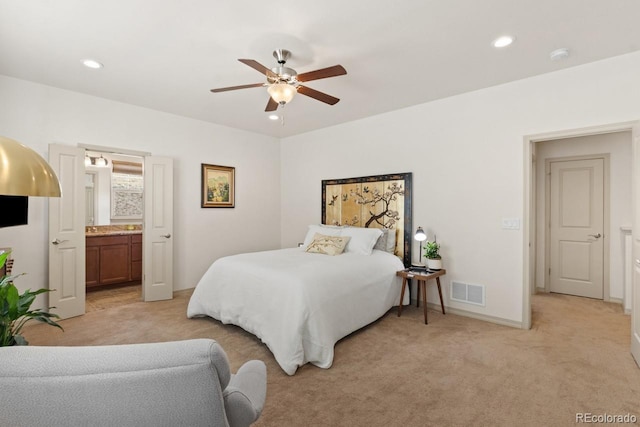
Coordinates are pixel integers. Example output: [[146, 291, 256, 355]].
[[501, 218, 520, 230]]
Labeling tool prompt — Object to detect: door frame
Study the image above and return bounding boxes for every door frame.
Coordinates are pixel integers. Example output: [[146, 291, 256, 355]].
[[522, 120, 637, 330], [52, 143, 173, 312], [80, 145, 174, 303], [543, 154, 610, 299]]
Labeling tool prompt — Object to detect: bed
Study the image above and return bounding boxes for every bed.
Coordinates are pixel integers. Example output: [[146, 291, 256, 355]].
[[188, 173, 413, 375]]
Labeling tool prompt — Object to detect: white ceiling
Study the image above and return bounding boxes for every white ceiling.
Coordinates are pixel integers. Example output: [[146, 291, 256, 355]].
[[1, 0, 640, 138]]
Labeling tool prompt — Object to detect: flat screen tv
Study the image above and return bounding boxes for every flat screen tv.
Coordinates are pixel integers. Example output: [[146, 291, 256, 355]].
[[0, 195, 28, 228]]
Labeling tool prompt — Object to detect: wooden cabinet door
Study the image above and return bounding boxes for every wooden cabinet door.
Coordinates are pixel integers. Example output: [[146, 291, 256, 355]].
[[85, 246, 100, 288], [131, 234, 142, 281], [99, 243, 131, 285]]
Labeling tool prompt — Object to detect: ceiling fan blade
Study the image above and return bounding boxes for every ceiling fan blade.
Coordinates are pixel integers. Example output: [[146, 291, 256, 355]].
[[297, 65, 347, 82], [297, 85, 340, 105], [265, 97, 278, 112], [210, 83, 264, 93], [238, 59, 277, 78]]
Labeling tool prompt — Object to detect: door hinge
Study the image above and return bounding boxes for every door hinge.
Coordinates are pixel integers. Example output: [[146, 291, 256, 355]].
[[548, 267, 551, 275]]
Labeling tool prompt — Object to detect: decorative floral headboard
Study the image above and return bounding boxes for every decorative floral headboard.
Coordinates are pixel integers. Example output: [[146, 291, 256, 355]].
[[321, 172, 413, 267]]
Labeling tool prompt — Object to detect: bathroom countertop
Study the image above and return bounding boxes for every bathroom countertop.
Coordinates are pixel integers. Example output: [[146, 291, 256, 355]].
[[85, 225, 142, 236], [86, 230, 142, 237]]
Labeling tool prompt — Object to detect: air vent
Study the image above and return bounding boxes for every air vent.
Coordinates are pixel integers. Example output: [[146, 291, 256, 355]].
[[450, 281, 485, 306]]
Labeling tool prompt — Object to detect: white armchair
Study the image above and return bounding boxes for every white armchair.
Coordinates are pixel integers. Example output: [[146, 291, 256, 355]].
[[0, 339, 267, 427]]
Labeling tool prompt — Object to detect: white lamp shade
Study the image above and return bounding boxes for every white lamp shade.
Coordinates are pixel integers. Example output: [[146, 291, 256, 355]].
[[95, 155, 107, 167], [0, 136, 62, 197], [414, 226, 427, 241], [267, 83, 296, 104]]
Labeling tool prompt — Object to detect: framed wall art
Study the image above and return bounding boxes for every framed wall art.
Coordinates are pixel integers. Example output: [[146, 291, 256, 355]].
[[321, 172, 412, 267], [201, 164, 235, 208]]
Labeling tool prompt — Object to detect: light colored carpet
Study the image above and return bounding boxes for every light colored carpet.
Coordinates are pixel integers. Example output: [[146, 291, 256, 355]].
[[23, 290, 640, 426]]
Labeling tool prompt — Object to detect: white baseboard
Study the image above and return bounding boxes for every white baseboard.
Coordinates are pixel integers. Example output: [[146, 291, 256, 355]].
[[607, 297, 623, 305], [409, 299, 523, 329]]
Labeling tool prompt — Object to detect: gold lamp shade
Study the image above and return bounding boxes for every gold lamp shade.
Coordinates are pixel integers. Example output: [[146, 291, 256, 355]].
[[0, 136, 62, 197]]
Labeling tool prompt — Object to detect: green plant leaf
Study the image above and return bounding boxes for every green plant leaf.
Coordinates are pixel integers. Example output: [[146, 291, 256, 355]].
[[0, 252, 8, 270], [1, 272, 25, 287], [0, 264, 64, 346], [423, 240, 441, 259], [6, 284, 19, 319]]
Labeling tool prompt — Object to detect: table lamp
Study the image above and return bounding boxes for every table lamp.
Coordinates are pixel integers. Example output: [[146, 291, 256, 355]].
[[412, 226, 427, 269]]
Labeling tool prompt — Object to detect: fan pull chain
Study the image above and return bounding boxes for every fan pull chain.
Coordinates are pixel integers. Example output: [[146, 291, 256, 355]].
[[280, 103, 286, 126]]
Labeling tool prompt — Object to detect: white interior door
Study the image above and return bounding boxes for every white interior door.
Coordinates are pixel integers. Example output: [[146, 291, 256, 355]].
[[631, 122, 640, 367], [48, 144, 85, 319], [143, 156, 173, 301], [549, 158, 604, 299]]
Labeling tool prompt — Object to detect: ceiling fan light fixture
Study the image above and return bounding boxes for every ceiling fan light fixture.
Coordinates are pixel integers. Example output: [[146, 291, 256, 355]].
[[268, 114, 279, 121], [267, 83, 296, 105], [210, 49, 346, 111]]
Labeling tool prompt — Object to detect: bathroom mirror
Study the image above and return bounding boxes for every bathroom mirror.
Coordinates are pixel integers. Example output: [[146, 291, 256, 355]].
[[85, 151, 144, 226]]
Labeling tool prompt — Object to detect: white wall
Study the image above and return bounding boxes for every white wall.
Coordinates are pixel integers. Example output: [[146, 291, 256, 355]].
[[4, 50, 640, 324], [0, 75, 281, 307], [534, 132, 632, 300], [280, 51, 640, 324]]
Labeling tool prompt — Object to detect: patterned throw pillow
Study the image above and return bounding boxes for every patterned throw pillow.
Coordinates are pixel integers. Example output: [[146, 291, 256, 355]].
[[373, 228, 397, 254], [305, 233, 351, 256]]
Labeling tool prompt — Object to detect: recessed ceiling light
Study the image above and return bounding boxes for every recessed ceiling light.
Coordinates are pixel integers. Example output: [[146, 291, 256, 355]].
[[82, 59, 103, 69], [549, 48, 570, 61], [268, 114, 279, 121], [493, 36, 515, 48]]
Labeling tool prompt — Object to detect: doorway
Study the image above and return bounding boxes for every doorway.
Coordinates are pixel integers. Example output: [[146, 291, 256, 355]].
[[84, 150, 145, 305], [534, 132, 631, 304], [523, 123, 635, 331], [48, 143, 175, 320]]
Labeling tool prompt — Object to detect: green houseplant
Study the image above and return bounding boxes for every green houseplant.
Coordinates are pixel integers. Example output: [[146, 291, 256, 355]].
[[424, 239, 443, 271], [0, 251, 63, 346]]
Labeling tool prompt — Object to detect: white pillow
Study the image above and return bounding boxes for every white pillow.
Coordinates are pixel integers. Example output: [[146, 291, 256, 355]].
[[302, 224, 343, 249], [385, 228, 397, 253], [340, 226, 383, 255], [374, 228, 397, 254]]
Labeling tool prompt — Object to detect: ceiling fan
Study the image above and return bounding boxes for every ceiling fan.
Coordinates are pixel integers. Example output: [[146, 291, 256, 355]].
[[210, 49, 347, 112]]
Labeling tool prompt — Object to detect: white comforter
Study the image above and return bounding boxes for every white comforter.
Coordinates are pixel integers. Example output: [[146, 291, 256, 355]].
[[187, 248, 407, 375]]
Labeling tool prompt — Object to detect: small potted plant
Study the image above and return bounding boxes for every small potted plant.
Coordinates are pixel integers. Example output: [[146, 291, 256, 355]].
[[424, 239, 442, 271], [0, 251, 63, 346]]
